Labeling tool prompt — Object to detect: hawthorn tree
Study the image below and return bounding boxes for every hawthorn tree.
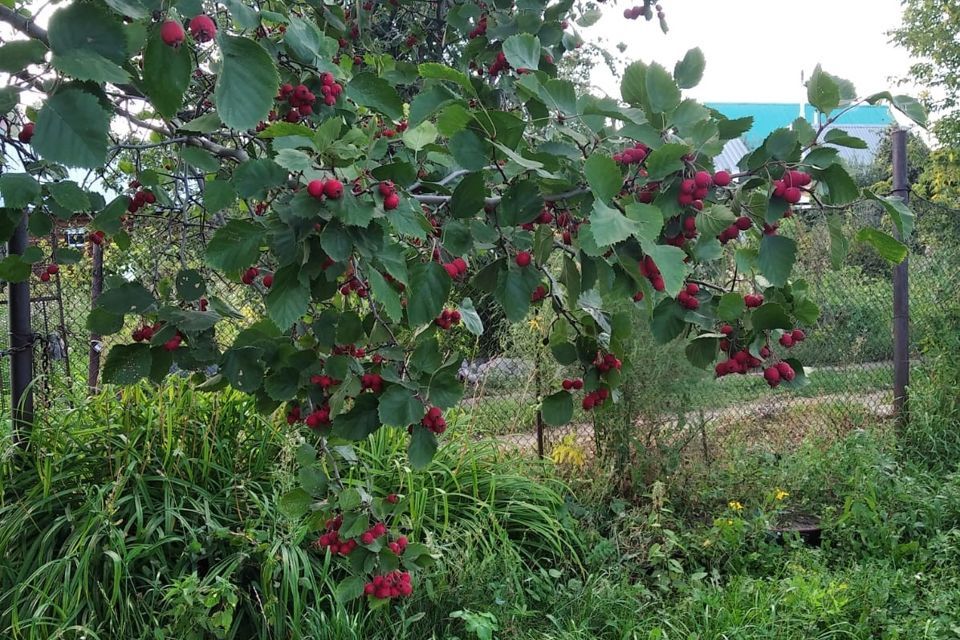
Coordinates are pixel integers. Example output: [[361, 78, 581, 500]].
[[0, 0, 924, 604]]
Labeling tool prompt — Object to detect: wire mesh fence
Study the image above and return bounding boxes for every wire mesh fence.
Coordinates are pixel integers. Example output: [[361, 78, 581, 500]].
[[0, 196, 956, 461]]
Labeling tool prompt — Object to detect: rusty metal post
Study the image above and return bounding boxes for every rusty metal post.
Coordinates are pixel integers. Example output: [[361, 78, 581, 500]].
[[891, 129, 910, 422], [9, 212, 34, 443], [87, 241, 103, 394]]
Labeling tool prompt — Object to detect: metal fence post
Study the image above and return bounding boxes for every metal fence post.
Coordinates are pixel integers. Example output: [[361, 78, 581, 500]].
[[9, 212, 34, 443], [892, 129, 910, 422], [87, 241, 103, 394]]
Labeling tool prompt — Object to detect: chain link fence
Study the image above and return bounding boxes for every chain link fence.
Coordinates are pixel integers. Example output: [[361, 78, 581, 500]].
[[0, 196, 957, 460]]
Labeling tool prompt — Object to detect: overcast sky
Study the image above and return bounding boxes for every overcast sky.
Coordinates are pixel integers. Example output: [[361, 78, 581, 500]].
[[584, 0, 918, 105]]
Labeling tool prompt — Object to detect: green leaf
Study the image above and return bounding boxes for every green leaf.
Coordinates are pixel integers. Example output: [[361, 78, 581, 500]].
[[142, 27, 192, 118], [751, 303, 792, 330], [32, 89, 111, 169], [624, 203, 663, 244], [264, 367, 300, 401], [334, 576, 367, 603], [826, 212, 849, 268], [621, 61, 647, 106], [181, 147, 219, 173], [204, 180, 236, 212], [855, 228, 908, 263], [102, 344, 153, 385], [223, 346, 264, 392], [266, 265, 309, 330], [407, 262, 451, 326], [299, 465, 328, 495], [0, 87, 19, 114], [408, 425, 438, 470], [863, 188, 914, 239], [181, 112, 222, 133], [696, 204, 736, 239], [823, 128, 867, 149], [0, 174, 40, 208], [450, 130, 489, 171], [589, 201, 639, 246], [674, 48, 705, 89], [348, 73, 404, 120], [284, 16, 326, 64], [233, 159, 288, 199], [0, 256, 31, 282], [685, 336, 718, 368], [497, 180, 542, 226], [717, 292, 745, 321], [450, 173, 486, 218], [279, 488, 313, 518], [176, 269, 206, 301], [418, 62, 476, 95], [48, 2, 127, 82], [758, 235, 797, 287], [214, 34, 279, 131], [46, 181, 90, 212], [807, 64, 840, 114], [333, 394, 381, 440], [542, 79, 577, 115], [495, 266, 540, 322], [367, 268, 402, 322], [0, 40, 47, 73], [814, 164, 859, 206], [502, 33, 541, 70], [402, 121, 438, 151], [764, 128, 799, 160], [97, 282, 156, 314], [645, 62, 681, 114], [206, 220, 262, 271], [378, 385, 423, 427], [644, 143, 688, 180], [541, 391, 573, 426], [87, 307, 124, 335], [274, 148, 314, 173], [641, 244, 688, 297], [650, 298, 686, 344], [458, 297, 484, 336], [584, 154, 622, 202], [803, 147, 839, 168]]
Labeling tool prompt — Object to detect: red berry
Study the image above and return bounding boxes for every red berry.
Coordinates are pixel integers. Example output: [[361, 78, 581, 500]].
[[378, 181, 395, 196], [324, 179, 344, 199], [307, 179, 325, 199], [763, 366, 781, 387], [383, 193, 400, 210], [735, 216, 753, 231], [443, 263, 459, 278], [776, 361, 796, 381], [562, 379, 574, 390], [791, 329, 806, 342], [188, 14, 216, 42], [46, 264, 59, 275], [39, 272, 50, 282], [783, 186, 802, 204], [386, 493, 399, 504], [160, 20, 186, 47], [694, 171, 712, 189], [713, 170, 732, 187], [515, 251, 532, 267], [779, 333, 794, 348], [262, 273, 274, 288], [17, 123, 34, 144]]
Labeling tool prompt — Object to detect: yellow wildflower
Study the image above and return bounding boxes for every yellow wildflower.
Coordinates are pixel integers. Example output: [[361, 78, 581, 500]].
[[702, 539, 713, 547], [728, 500, 744, 511], [775, 488, 790, 501], [528, 315, 542, 332], [726, 519, 734, 526]]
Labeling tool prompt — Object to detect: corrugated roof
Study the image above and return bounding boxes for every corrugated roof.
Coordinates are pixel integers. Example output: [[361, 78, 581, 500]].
[[706, 103, 894, 148], [714, 138, 750, 173], [820, 124, 888, 168]]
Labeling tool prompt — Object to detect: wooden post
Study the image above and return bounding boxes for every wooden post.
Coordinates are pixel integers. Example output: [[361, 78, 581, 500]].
[[87, 241, 103, 394], [8, 212, 34, 444], [891, 129, 910, 422]]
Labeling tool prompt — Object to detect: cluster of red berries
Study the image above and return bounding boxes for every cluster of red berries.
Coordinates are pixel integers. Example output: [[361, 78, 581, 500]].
[[385, 493, 399, 504], [561, 378, 584, 391], [359, 521, 388, 545], [638, 255, 665, 292], [364, 571, 413, 599], [377, 181, 401, 210], [582, 388, 610, 410], [378, 120, 408, 138], [715, 348, 765, 377], [677, 282, 700, 310], [127, 188, 156, 213], [276, 83, 316, 122], [443, 257, 469, 279], [531, 285, 548, 302], [387, 535, 409, 555], [779, 328, 806, 348], [339, 276, 368, 298], [132, 322, 162, 342], [613, 142, 649, 165], [160, 15, 217, 47], [468, 15, 488, 38], [718, 215, 753, 244], [307, 177, 345, 200], [435, 308, 462, 330], [333, 344, 366, 358], [89, 230, 106, 246], [305, 405, 332, 428], [38, 263, 59, 283], [488, 51, 509, 76], [420, 406, 447, 434], [763, 362, 796, 387], [772, 170, 811, 204], [315, 516, 358, 556], [360, 373, 384, 393], [665, 214, 700, 247], [311, 374, 340, 389], [595, 352, 622, 373], [744, 293, 764, 308], [677, 171, 714, 209], [515, 251, 532, 267], [241, 266, 271, 286], [17, 123, 34, 143]]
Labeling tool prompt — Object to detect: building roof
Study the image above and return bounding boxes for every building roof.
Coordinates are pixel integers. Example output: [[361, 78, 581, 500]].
[[706, 103, 895, 148], [714, 138, 750, 174]]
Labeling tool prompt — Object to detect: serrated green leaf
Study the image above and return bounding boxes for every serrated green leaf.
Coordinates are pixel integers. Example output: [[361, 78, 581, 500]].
[[214, 34, 278, 131]]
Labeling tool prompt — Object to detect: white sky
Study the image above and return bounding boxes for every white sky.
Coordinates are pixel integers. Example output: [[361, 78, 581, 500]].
[[584, 0, 918, 105]]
